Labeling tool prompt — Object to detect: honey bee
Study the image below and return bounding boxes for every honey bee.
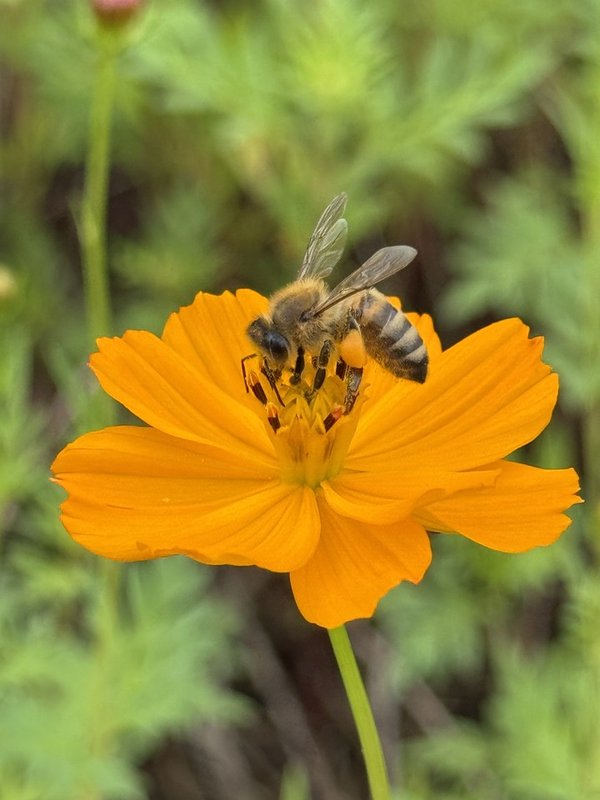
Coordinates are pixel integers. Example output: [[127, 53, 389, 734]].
[[244, 193, 428, 415]]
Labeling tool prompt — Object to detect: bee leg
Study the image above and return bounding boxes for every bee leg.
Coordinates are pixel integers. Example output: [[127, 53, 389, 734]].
[[244, 367, 282, 432], [310, 340, 333, 394], [344, 366, 363, 413], [241, 353, 258, 392], [289, 346, 305, 386], [335, 358, 347, 380], [261, 361, 285, 406], [243, 354, 285, 406]]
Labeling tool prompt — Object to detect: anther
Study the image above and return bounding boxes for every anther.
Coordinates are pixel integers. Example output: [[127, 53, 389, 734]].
[[248, 371, 268, 405], [266, 402, 281, 432], [323, 404, 344, 432]]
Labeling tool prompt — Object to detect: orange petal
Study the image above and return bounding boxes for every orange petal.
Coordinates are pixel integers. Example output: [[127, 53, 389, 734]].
[[322, 467, 500, 525], [90, 328, 272, 463], [52, 426, 319, 571], [349, 319, 558, 472], [162, 289, 268, 398], [416, 460, 582, 552], [290, 496, 432, 627]]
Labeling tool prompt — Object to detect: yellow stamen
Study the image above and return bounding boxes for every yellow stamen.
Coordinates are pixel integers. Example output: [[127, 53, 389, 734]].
[[249, 361, 364, 488]]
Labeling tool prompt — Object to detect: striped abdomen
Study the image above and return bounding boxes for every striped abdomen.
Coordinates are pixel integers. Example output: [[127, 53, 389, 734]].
[[355, 289, 428, 383]]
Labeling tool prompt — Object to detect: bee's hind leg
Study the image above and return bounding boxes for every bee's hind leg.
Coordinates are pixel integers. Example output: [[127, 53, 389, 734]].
[[344, 366, 363, 414], [335, 358, 347, 380]]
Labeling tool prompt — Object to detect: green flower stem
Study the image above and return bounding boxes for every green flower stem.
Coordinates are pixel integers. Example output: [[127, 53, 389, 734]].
[[328, 625, 392, 800], [81, 29, 120, 427], [78, 29, 123, 800], [82, 34, 117, 345]]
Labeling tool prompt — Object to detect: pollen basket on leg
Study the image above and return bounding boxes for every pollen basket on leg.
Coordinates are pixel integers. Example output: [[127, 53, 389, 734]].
[[243, 354, 364, 487]]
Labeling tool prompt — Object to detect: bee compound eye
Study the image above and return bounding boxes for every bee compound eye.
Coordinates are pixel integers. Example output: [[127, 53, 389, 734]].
[[266, 331, 289, 363]]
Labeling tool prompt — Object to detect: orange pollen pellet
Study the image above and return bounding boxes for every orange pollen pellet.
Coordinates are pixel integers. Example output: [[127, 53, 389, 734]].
[[338, 329, 367, 369]]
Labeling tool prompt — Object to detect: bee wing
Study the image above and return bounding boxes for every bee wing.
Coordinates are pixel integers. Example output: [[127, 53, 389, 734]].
[[309, 245, 417, 316], [297, 193, 348, 280]]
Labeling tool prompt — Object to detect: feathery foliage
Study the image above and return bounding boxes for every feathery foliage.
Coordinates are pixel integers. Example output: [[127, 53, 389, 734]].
[[1, 0, 593, 797]]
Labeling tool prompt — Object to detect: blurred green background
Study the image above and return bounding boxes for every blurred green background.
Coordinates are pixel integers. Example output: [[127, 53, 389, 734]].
[[1, 0, 597, 798]]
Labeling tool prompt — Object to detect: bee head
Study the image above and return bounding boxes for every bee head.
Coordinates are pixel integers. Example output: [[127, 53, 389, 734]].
[[246, 316, 290, 365]]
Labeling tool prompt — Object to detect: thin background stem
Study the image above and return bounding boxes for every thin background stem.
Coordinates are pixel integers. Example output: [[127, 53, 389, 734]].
[[82, 34, 117, 348], [80, 30, 119, 427], [328, 625, 392, 800], [77, 21, 123, 800]]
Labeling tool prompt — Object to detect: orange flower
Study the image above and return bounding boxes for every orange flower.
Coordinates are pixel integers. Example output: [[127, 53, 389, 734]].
[[52, 290, 581, 628]]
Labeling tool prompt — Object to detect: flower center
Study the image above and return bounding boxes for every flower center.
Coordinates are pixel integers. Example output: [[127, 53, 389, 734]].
[[246, 359, 364, 488]]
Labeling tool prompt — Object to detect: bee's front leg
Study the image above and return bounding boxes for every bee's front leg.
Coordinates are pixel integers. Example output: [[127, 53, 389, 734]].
[[241, 353, 257, 393], [261, 360, 285, 406]]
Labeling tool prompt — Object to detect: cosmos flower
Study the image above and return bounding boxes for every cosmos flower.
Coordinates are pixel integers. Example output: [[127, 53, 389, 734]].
[[52, 290, 581, 628]]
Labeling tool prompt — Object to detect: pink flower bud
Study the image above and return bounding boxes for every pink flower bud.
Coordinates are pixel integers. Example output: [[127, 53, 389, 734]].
[[92, 0, 144, 26]]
